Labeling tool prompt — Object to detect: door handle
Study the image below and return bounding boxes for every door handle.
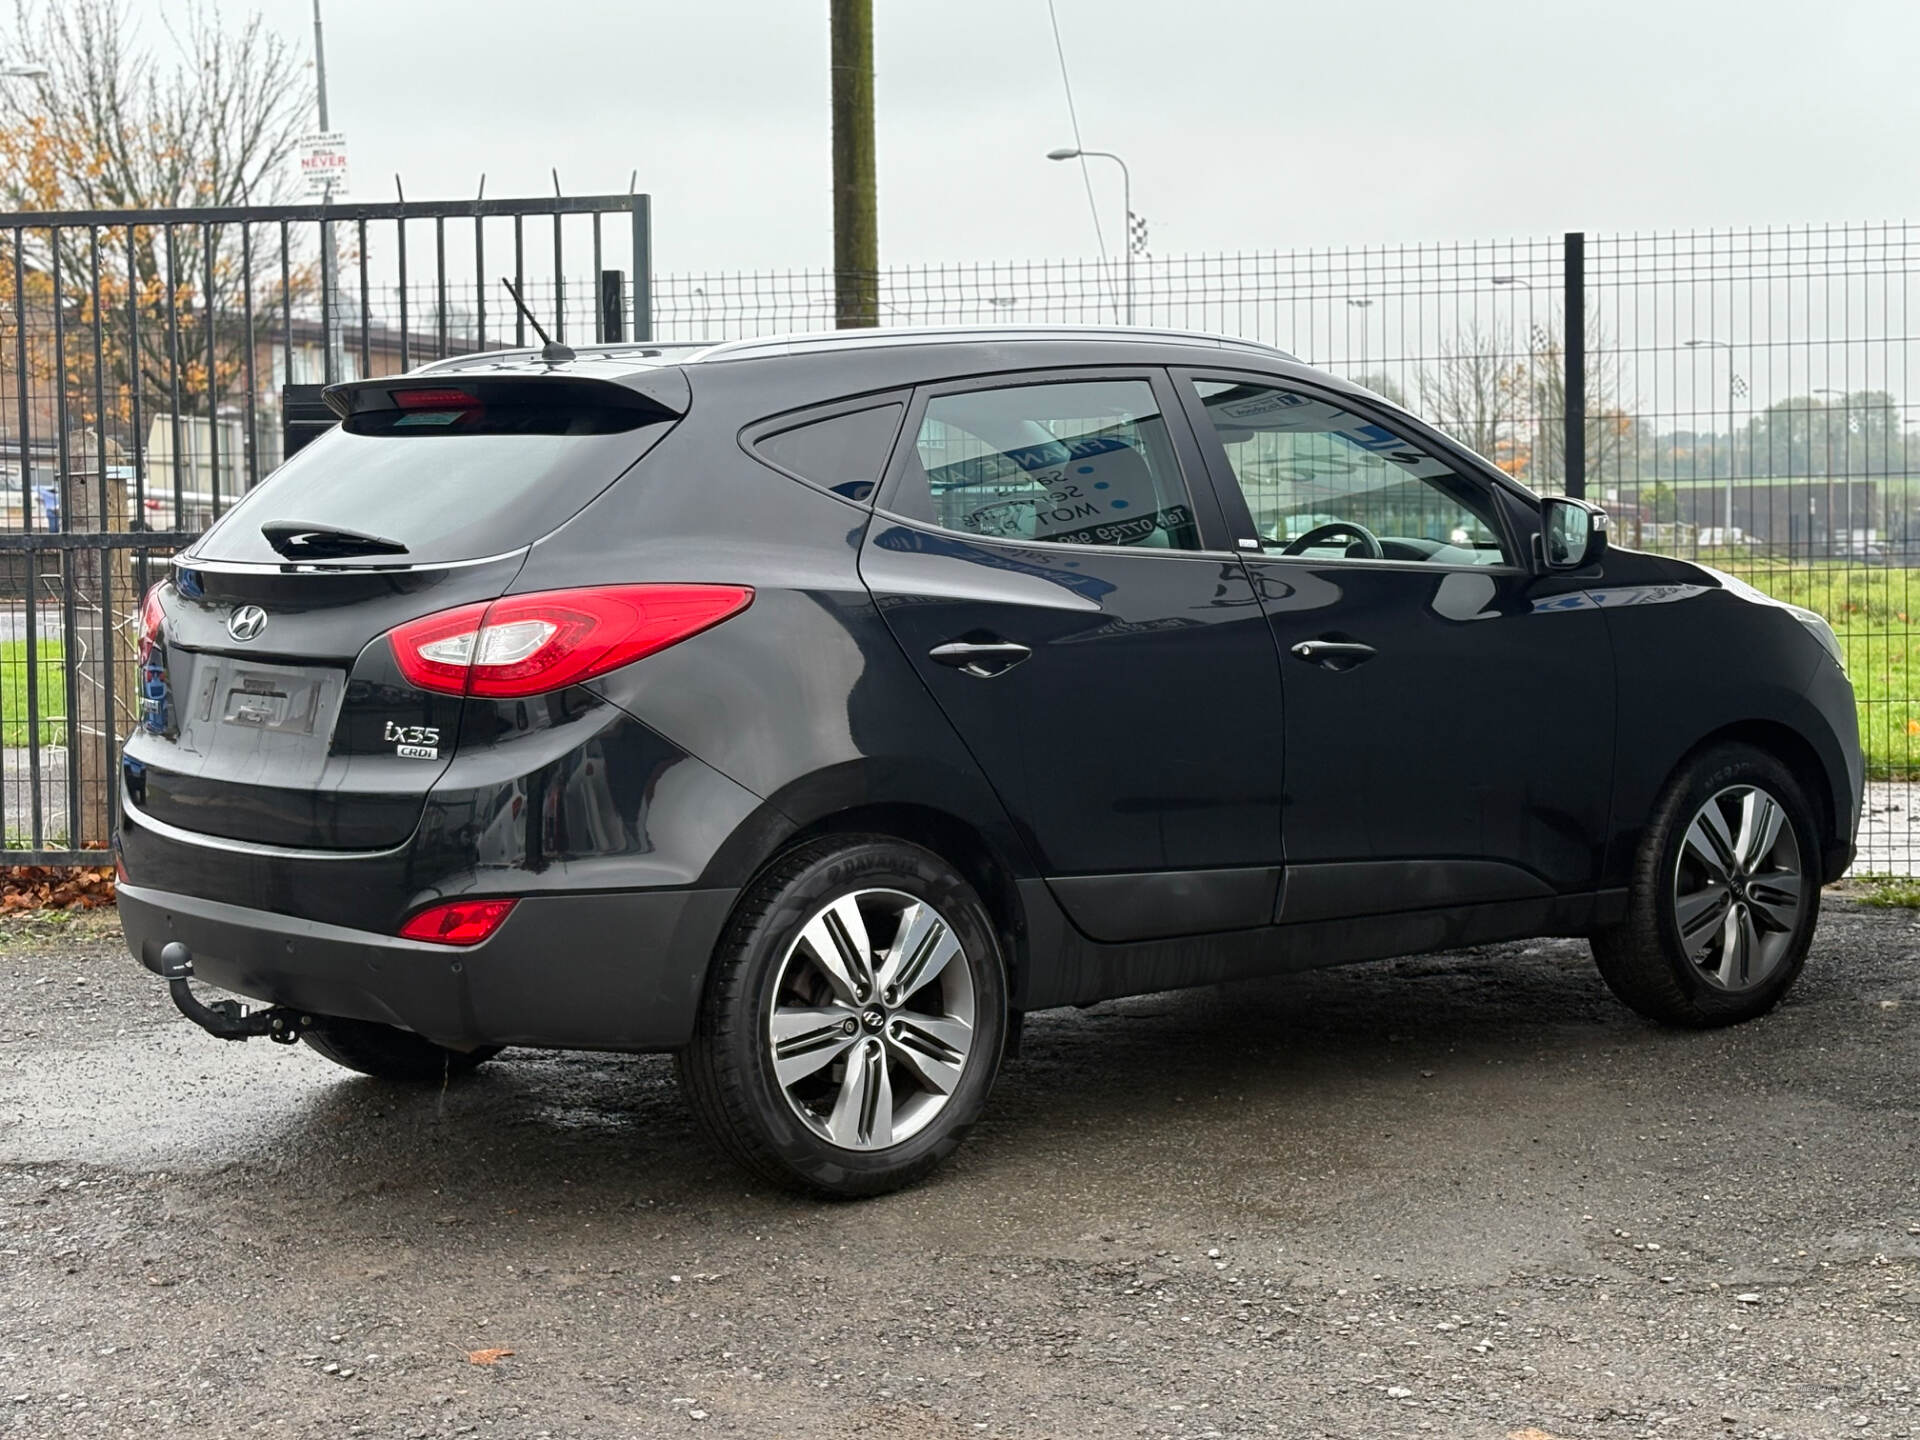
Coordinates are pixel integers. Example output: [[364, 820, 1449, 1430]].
[[929, 640, 1033, 679], [1290, 639, 1377, 667]]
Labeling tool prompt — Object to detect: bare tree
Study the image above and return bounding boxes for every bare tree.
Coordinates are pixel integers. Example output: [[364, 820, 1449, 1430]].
[[1416, 323, 1527, 471], [1524, 316, 1634, 495], [1352, 370, 1408, 408], [0, 0, 312, 846], [0, 0, 314, 442], [2, 0, 309, 210]]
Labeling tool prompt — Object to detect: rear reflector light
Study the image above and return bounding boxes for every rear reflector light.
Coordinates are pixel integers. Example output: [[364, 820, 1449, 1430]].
[[387, 584, 753, 698], [399, 898, 518, 945], [392, 387, 479, 409]]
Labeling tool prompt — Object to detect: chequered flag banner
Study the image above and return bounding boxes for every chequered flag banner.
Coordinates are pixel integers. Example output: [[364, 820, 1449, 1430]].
[[1128, 212, 1149, 256]]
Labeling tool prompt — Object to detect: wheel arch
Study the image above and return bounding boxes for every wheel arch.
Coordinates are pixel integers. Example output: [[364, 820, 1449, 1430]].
[[775, 801, 1032, 1003], [1655, 719, 1846, 879]]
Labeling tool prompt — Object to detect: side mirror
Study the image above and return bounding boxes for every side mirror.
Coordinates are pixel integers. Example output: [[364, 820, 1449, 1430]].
[[1540, 496, 1609, 571]]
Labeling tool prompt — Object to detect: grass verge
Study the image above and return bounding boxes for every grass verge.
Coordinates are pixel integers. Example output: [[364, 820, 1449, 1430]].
[[0, 638, 67, 749]]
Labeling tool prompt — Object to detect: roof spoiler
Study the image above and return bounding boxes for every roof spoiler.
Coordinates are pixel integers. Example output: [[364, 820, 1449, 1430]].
[[322, 365, 691, 421]]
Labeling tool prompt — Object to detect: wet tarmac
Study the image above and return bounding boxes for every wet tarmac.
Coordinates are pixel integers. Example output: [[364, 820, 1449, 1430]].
[[0, 902, 1916, 1438]]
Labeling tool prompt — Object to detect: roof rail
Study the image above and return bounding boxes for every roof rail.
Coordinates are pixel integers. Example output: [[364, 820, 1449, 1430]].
[[689, 324, 1296, 364]]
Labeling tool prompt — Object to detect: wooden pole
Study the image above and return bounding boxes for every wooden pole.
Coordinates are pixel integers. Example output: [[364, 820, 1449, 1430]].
[[830, 0, 878, 328]]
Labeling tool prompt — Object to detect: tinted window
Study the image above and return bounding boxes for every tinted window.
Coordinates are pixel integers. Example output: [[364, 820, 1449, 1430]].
[[753, 404, 903, 502], [1192, 380, 1510, 566], [904, 379, 1200, 550], [193, 383, 674, 566]]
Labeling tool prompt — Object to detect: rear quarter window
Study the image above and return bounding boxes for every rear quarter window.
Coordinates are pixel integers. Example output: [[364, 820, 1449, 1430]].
[[192, 379, 678, 566], [747, 403, 905, 504]]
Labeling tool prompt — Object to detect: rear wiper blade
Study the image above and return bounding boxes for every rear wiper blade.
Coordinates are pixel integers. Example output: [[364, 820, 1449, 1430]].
[[261, 522, 410, 559]]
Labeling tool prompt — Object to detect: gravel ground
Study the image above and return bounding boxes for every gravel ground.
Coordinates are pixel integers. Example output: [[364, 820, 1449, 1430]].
[[0, 898, 1915, 1440]]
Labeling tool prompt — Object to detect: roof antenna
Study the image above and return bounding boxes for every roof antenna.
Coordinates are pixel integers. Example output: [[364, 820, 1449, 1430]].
[[501, 277, 574, 364]]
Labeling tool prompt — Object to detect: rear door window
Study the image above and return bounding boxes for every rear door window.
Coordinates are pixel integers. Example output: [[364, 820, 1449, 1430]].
[[892, 377, 1202, 550], [191, 378, 677, 566]]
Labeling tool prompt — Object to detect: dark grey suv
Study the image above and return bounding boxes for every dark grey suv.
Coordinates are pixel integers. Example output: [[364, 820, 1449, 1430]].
[[117, 325, 1863, 1195]]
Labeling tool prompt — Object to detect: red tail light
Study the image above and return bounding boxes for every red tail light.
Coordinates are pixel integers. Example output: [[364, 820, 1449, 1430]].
[[399, 898, 518, 945], [387, 584, 753, 698], [138, 584, 165, 662]]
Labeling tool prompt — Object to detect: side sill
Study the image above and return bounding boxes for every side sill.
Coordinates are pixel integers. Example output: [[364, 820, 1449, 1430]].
[[1015, 880, 1627, 1011], [1047, 866, 1279, 942]]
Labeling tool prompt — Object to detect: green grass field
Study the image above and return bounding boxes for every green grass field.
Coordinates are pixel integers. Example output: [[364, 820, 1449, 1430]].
[[0, 639, 68, 749], [1710, 559, 1920, 779]]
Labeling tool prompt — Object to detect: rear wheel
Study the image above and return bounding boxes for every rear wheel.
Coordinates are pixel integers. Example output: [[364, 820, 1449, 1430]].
[[302, 1015, 501, 1083], [677, 836, 1007, 1198], [1592, 743, 1820, 1027]]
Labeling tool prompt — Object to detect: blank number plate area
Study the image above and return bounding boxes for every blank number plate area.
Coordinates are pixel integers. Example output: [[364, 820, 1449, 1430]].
[[170, 655, 344, 786], [210, 667, 327, 734]]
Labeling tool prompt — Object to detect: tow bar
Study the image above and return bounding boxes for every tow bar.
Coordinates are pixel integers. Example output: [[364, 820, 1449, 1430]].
[[157, 941, 313, 1044]]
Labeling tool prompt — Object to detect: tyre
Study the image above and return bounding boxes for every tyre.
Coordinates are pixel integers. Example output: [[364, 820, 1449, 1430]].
[[302, 1015, 502, 1083], [677, 835, 1008, 1198], [1592, 743, 1821, 1028]]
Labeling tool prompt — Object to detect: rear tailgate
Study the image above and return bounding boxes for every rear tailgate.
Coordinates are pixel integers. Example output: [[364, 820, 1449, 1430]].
[[125, 371, 684, 851]]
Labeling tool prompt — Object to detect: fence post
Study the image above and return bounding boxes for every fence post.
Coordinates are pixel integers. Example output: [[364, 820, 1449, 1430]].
[[1563, 231, 1586, 500], [600, 270, 626, 343], [631, 195, 652, 342]]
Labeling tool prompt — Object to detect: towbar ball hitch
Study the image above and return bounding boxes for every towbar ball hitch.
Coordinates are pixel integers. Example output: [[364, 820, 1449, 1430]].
[[157, 942, 312, 1044]]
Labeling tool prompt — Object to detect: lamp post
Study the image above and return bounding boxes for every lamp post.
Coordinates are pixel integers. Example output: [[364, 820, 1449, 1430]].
[[0, 59, 49, 79], [1046, 146, 1133, 325], [312, 0, 345, 383], [1346, 297, 1373, 371], [1687, 338, 1741, 544], [1815, 387, 1851, 556]]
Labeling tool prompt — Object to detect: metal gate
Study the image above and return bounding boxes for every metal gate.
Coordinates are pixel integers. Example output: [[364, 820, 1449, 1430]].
[[0, 190, 653, 861]]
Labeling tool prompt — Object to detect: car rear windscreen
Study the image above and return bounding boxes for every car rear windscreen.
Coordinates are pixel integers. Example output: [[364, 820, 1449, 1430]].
[[190, 379, 677, 566]]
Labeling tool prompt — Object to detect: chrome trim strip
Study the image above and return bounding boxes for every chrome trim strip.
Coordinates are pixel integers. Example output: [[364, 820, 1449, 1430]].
[[173, 545, 530, 576], [121, 795, 411, 861]]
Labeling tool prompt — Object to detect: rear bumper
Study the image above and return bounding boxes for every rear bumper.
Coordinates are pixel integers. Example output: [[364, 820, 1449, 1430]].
[[117, 881, 737, 1052]]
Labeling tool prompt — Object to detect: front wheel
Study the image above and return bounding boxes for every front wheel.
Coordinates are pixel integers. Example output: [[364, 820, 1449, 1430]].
[[1592, 743, 1821, 1028], [677, 836, 1007, 1198]]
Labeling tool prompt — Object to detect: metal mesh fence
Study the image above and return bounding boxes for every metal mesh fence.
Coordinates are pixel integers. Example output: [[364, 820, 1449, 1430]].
[[0, 194, 649, 856], [655, 227, 1918, 873], [5, 205, 1915, 873]]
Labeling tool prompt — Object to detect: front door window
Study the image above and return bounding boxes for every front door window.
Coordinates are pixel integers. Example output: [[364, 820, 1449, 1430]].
[[1191, 380, 1510, 565]]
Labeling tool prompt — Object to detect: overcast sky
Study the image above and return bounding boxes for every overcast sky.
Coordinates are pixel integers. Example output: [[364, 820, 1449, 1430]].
[[127, 0, 1920, 276]]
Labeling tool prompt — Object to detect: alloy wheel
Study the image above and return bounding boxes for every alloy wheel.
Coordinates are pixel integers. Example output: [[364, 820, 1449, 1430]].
[[1671, 783, 1804, 992], [766, 888, 977, 1150]]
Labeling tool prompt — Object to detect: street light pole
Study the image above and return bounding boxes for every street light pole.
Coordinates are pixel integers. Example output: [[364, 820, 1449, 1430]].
[[1347, 297, 1373, 371], [1046, 146, 1133, 325], [1815, 387, 1853, 556], [1687, 338, 1739, 544], [313, 0, 344, 383]]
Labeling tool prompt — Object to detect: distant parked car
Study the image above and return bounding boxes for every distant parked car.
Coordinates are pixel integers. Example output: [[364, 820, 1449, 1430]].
[[117, 325, 1862, 1196]]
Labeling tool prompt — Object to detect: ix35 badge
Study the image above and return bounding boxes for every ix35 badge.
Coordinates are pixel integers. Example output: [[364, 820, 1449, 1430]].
[[384, 721, 440, 759]]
